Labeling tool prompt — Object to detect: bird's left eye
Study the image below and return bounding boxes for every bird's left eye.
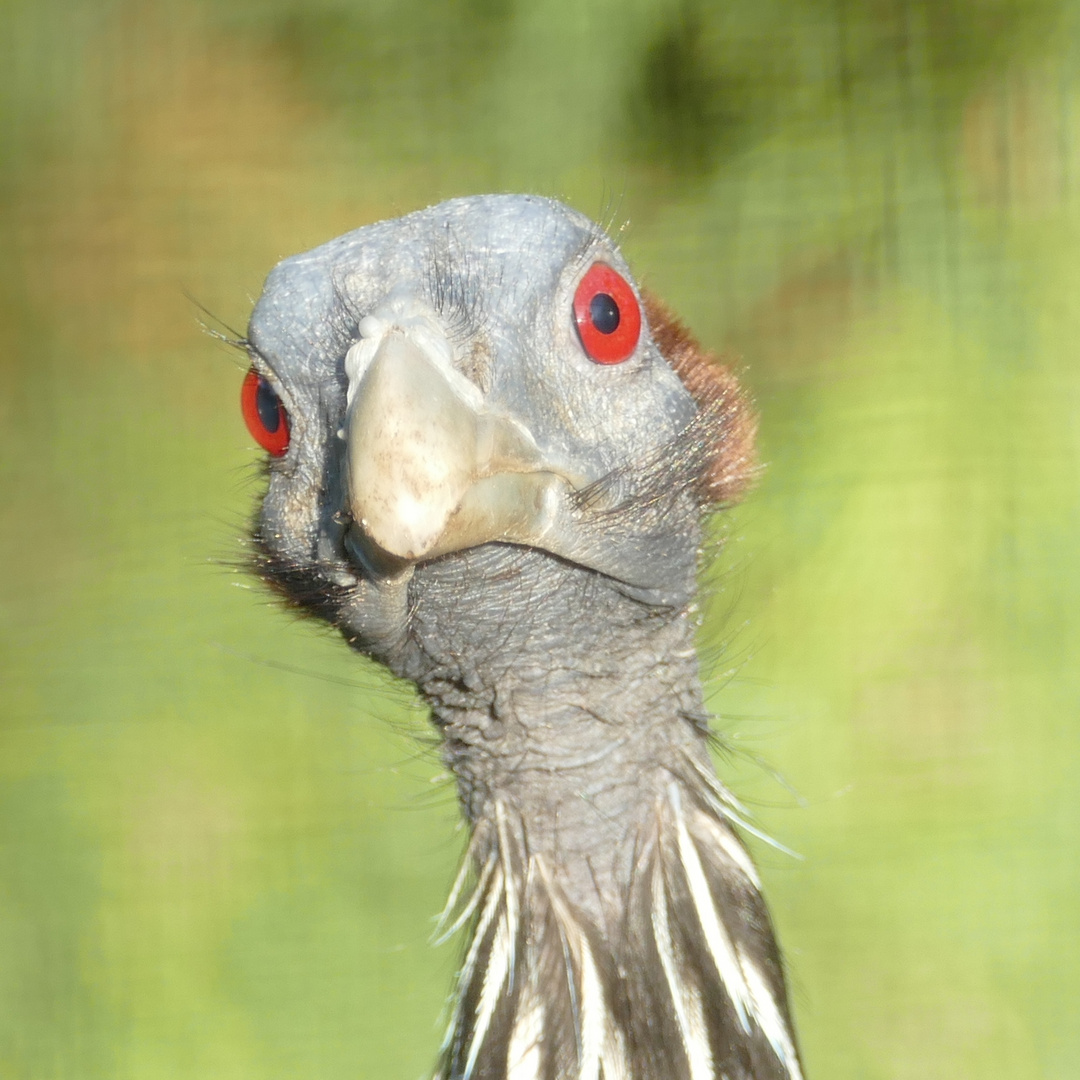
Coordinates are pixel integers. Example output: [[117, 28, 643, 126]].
[[573, 263, 642, 365], [241, 368, 290, 457]]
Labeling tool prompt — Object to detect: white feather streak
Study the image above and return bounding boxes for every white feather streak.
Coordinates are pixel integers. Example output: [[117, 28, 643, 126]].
[[577, 940, 604, 1080], [651, 864, 715, 1080], [506, 994, 544, 1080], [601, 1020, 630, 1080], [535, 857, 626, 1080], [737, 946, 803, 1080], [434, 826, 483, 939], [691, 811, 761, 888], [457, 862, 504, 1002], [433, 854, 495, 947], [464, 912, 512, 1079], [687, 756, 802, 861], [672, 788, 754, 1033], [496, 802, 520, 987]]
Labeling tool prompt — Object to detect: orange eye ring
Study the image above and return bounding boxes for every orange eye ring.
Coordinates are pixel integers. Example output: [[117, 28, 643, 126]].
[[241, 368, 290, 457], [572, 263, 642, 364]]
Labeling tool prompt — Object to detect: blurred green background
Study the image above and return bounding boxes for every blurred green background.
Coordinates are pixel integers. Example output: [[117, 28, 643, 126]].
[[1, 0, 1078, 1076]]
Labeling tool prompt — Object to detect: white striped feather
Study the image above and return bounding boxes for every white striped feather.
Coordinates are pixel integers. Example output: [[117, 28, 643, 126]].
[[689, 808, 762, 889], [601, 1020, 630, 1080], [495, 802, 520, 987], [434, 825, 484, 940], [452, 858, 506, 1079], [651, 860, 715, 1080], [535, 856, 630, 1080], [670, 784, 802, 1080], [465, 913, 512, 1077], [435, 785, 802, 1080], [737, 946, 804, 1080], [505, 991, 543, 1080], [433, 853, 495, 947], [577, 938, 604, 1080], [685, 753, 802, 861], [457, 858, 504, 998], [671, 786, 755, 1033]]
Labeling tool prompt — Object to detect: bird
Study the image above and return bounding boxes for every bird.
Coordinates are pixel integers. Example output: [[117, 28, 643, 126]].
[[239, 194, 802, 1080]]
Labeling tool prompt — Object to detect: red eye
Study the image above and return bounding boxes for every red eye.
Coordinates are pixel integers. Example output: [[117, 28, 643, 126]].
[[241, 368, 290, 457], [572, 262, 642, 365]]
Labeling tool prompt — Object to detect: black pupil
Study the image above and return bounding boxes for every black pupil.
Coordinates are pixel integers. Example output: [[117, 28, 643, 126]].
[[255, 377, 281, 433], [589, 292, 620, 334]]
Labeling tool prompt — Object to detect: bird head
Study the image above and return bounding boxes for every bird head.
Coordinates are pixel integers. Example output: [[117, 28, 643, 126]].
[[244, 195, 754, 667]]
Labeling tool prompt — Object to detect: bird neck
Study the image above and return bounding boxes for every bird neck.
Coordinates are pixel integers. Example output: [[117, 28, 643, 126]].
[[405, 547, 707, 904], [397, 548, 802, 1080]]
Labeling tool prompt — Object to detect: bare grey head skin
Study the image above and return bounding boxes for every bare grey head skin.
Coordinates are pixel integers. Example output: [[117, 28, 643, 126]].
[[244, 195, 801, 1080]]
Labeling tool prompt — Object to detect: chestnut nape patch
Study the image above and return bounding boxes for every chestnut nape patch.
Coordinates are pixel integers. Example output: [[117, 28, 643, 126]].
[[644, 293, 758, 506]]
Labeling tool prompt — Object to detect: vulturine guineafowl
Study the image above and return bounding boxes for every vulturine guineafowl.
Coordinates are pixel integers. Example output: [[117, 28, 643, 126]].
[[239, 195, 802, 1080]]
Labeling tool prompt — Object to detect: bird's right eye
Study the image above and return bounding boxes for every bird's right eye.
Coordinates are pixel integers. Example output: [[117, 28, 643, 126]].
[[241, 368, 290, 457]]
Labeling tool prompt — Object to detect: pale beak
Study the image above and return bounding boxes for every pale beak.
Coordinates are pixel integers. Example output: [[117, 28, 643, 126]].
[[342, 303, 580, 565]]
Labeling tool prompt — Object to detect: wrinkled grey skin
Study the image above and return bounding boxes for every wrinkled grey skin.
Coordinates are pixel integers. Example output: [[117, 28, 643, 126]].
[[249, 194, 709, 913], [246, 196, 798, 1080]]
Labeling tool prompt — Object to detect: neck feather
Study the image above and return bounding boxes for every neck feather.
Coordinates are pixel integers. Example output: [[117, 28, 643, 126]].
[[435, 760, 802, 1080], [401, 550, 802, 1080]]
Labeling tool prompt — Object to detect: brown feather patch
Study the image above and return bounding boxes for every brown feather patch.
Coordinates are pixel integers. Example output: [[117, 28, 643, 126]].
[[643, 292, 758, 506]]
